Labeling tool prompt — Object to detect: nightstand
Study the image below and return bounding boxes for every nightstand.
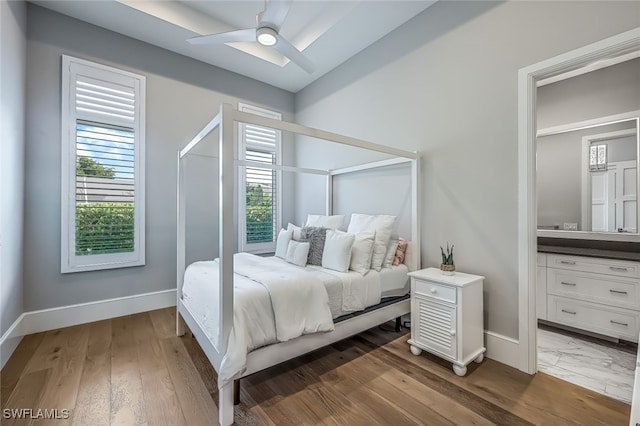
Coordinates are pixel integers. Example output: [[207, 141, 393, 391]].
[[407, 267, 485, 376]]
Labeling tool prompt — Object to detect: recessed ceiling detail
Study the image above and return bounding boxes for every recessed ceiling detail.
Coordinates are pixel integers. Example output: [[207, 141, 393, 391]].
[[187, 0, 316, 73], [33, 0, 437, 92]]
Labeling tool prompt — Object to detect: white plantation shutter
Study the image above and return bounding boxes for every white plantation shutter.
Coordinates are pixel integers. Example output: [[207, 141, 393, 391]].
[[239, 104, 282, 252], [61, 55, 145, 273], [76, 77, 135, 123]]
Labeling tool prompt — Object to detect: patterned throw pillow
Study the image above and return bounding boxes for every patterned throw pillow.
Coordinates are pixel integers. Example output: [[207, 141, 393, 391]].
[[393, 237, 408, 266], [300, 226, 327, 266]]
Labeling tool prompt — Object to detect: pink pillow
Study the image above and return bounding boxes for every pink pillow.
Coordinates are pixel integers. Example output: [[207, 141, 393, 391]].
[[393, 238, 408, 266]]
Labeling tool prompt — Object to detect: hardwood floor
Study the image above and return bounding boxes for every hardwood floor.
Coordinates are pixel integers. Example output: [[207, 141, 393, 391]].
[[1, 308, 631, 425]]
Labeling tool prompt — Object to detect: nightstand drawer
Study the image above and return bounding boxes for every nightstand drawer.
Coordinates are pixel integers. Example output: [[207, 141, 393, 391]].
[[413, 279, 456, 304]]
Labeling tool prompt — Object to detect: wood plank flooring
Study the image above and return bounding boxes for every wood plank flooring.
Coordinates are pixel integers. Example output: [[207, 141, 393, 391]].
[[1, 308, 631, 425]]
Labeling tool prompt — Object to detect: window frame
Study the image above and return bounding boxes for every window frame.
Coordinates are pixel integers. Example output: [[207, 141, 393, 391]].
[[61, 55, 146, 273], [238, 103, 282, 254]]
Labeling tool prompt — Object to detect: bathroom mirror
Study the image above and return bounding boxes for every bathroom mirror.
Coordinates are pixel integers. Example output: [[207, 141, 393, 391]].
[[537, 113, 640, 240]]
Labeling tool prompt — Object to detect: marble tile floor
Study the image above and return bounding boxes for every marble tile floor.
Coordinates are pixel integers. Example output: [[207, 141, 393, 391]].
[[537, 325, 637, 404]]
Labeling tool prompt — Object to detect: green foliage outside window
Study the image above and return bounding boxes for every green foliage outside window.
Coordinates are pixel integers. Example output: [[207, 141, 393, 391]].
[[76, 203, 134, 255], [75, 156, 133, 255], [246, 184, 274, 243], [76, 156, 116, 178]]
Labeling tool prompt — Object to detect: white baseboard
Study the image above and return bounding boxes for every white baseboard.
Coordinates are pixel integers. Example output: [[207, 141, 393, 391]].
[[0, 314, 25, 369], [484, 330, 521, 369], [0, 289, 176, 370], [3, 292, 523, 375], [21, 289, 177, 335]]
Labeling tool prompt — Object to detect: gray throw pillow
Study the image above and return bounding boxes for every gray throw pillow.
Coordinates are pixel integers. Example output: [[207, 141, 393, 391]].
[[300, 226, 327, 266]]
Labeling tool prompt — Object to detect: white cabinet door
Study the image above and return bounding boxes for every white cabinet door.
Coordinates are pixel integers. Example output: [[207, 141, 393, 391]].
[[537, 265, 547, 320], [612, 160, 637, 233], [592, 161, 637, 232], [414, 296, 457, 359]]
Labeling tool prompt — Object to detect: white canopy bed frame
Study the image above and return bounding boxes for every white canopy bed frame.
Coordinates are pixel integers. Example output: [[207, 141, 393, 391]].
[[176, 103, 420, 425]]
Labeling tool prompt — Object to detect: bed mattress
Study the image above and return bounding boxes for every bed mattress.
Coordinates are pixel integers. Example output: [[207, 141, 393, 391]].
[[302, 261, 409, 316]]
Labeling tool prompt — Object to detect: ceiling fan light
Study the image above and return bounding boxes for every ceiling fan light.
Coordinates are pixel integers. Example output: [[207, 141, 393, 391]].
[[256, 27, 278, 46]]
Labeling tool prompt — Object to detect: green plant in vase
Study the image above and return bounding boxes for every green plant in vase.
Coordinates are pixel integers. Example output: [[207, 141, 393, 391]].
[[440, 243, 455, 275]]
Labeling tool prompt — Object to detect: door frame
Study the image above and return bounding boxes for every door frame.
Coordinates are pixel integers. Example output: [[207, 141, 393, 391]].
[[517, 27, 640, 374]]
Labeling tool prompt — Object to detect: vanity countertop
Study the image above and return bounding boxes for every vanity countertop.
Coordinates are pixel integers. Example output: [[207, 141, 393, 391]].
[[538, 245, 640, 262]]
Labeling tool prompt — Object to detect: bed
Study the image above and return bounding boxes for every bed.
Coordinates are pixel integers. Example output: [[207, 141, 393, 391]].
[[176, 104, 420, 425]]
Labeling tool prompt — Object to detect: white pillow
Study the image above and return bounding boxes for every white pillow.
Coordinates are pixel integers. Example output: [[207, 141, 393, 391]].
[[306, 214, 346, 230], [322, 229, 355, 272], [286, 241, 310, 267], [287, 223, 302, 241], [275, 228, 293, 259], [383, 236, 400, 269], [350, 231, 376, 275], [347, 214, 396, 271]]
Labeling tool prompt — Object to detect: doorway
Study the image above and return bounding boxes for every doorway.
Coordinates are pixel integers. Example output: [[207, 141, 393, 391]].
[[534, 90, 640, 402], [517, 27, 640, 378]]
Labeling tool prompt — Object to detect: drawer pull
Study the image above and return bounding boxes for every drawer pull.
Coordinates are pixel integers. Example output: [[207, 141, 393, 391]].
[[560, 281, 576, 286], [610, 320, 629, 327], [430, 288, 437, 294], [560, 260, 576, 265], [609, 289, 628, 295], [561, 309, 576, 315], [610, 266, 629, 272]]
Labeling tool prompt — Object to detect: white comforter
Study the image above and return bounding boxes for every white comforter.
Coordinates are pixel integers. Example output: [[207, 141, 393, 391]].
[[182, 253, 335, 385], [232, 253, 334, 341]]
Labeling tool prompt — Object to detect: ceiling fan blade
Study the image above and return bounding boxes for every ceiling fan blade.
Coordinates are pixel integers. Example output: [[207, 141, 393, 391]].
[[260, 0, 292, 29], [274, 35, 315, 73], [187, 28, 256, 45]]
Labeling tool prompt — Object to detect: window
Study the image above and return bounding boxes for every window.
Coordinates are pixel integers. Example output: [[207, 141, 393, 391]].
[[238, 103, 282, 253], [61, 55, 145, 273]]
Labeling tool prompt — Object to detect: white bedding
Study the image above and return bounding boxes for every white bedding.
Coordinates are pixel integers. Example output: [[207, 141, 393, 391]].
[[380, 264, 410, 297], [181, 253, 408, 385]]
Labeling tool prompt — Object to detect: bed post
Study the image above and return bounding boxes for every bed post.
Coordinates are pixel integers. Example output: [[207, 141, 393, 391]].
[[233, 380, 241, 405], [219, 382, 234, 425], [218, 103, 236, 426], [326, 174, 333, 215], [176, 151, 186, 336], [411, 156, 421, 270]]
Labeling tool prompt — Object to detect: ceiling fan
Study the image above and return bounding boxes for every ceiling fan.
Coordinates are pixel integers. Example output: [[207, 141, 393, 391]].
[[187, 0, 315, 74]]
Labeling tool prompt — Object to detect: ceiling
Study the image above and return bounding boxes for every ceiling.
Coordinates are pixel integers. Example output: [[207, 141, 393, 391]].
[[33, 0, 437, 93]]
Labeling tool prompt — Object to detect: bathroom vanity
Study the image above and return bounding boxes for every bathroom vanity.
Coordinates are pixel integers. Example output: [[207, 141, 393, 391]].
[[538, 243, 640, 342]]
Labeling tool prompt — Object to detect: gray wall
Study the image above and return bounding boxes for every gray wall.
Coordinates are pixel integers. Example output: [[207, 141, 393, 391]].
[[23, 5, 295, 311], [538, 58, 640, 129], [537, 122, 636, 231], [1, 0, 26, 338], [609, 136, 637, 163], [295, 1, 640, 339], [332, 163, 413, 238]]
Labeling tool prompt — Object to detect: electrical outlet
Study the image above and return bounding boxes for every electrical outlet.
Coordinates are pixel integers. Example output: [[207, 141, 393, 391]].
[[563, 222, 578, 231]]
